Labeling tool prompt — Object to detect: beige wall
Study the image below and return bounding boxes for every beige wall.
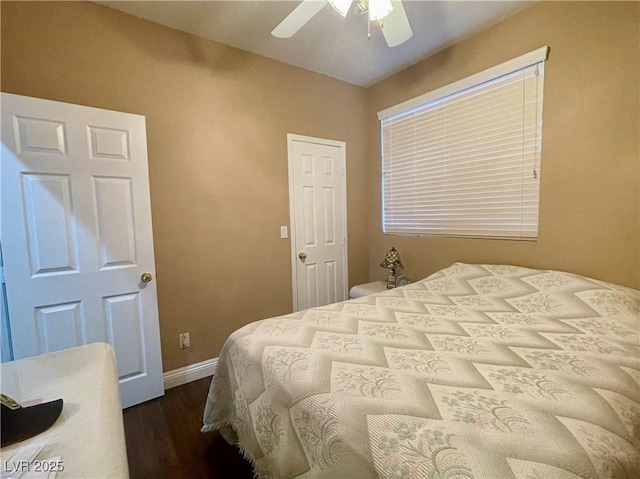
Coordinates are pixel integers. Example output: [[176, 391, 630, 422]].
[[1, 1, 369, 371], [366, 1, 640, 289], [2, 1, 638, 372]]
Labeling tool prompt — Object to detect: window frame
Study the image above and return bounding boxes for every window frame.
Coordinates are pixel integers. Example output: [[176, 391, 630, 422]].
[[378, 46, 549, 240]]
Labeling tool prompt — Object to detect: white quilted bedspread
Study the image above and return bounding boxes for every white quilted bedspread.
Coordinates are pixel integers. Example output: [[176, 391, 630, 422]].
[[203, 263, 640, 479]]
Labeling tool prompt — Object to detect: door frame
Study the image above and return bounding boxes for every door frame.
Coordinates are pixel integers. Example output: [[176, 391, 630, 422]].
[[287, 133, 348, 312]]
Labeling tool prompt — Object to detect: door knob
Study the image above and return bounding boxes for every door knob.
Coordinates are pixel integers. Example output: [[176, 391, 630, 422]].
[[141, 272, 153, 283], [298, 252, 307, 260]]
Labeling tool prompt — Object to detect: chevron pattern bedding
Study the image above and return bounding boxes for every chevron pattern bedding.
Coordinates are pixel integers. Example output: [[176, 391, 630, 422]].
[[202, 263, 640, 478]]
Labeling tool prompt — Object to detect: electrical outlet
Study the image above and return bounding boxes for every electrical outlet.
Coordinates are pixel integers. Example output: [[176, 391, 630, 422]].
[[179, 332, 190, 349]]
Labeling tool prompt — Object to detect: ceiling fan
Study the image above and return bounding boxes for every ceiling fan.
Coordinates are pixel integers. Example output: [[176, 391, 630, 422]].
[[271, 0, 413, 47]]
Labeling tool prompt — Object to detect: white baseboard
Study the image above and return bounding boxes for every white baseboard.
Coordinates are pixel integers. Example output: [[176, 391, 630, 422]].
[[163, 357, 218, 390]]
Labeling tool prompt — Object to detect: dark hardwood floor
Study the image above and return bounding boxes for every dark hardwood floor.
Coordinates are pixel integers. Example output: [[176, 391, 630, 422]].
[[123, 376, 255, 479]]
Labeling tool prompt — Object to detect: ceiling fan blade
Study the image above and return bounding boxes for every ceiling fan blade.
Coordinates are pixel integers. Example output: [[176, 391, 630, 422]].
[[271, 0, 329, 38], [380, 0, 413, 47]]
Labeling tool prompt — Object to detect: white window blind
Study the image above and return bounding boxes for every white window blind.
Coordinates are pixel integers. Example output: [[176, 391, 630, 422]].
[[379, 47, 548, 240]]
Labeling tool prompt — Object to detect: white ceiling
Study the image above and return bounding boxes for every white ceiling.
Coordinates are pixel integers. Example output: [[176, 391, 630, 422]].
[[97, 1, 531, 87]]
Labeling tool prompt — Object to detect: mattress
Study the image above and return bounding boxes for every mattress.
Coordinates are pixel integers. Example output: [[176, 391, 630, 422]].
[[203, 263, 640, 478]]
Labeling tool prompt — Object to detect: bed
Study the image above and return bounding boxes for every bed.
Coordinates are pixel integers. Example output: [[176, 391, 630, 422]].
[[202, 263, 640, 478]]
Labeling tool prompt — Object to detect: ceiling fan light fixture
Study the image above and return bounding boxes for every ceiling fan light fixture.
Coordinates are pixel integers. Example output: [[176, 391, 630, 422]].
[[328, 0, 353, 17], [368, 0, 393, 21]]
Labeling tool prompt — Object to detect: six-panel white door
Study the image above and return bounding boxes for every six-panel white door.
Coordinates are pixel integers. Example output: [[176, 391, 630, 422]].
[[1, 93, 164, 408], [289, 135, 348, 311]]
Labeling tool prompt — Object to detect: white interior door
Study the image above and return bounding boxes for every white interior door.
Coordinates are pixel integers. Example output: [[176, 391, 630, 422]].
[[1, 93, 163, 408], [288, 134, 348, 311]]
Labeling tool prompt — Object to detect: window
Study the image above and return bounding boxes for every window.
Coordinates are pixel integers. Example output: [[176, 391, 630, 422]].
[[379, 47, 548, 240]]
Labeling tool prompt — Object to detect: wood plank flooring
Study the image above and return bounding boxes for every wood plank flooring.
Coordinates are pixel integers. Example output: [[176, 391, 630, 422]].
[[123, 376, 255, 479]]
